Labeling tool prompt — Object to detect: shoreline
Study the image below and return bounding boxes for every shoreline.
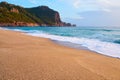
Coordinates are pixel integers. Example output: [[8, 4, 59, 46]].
[[53, 39, 120, 59], [0, 29, 120, 80], [2, 27, 117, 59], [5, 26, 120, 58]]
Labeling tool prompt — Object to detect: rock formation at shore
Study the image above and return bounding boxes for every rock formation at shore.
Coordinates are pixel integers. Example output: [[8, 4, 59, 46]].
[[0, 1, 76, 27]]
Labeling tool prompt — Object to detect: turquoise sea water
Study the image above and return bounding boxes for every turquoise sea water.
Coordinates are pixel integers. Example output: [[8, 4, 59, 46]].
[[1, 26, 120, 58]]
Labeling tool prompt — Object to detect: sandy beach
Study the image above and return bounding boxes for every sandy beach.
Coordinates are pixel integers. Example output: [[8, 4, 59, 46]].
[[0, 29, 120, 80]]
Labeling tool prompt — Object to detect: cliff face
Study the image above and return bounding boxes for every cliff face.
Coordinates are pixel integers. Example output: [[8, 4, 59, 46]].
[[10, 8, 19, 13], [0, 1, 75, 27], [54, 12, 62, 26]]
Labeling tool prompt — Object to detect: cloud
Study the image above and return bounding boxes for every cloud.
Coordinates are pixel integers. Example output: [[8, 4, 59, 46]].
[[65, 16, 84, 20], [60, 0, 120, 26], [73, 0, 80, 8], [60, 0, 120, 12], [96, 0, 120, 12], [98, 0, 120, 7]]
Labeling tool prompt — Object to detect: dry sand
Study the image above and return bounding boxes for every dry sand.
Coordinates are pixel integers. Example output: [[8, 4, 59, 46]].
[[0, 30, 120, 80]]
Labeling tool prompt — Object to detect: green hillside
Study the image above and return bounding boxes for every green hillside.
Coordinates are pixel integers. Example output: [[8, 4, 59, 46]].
[[0, 2, 43, 24]]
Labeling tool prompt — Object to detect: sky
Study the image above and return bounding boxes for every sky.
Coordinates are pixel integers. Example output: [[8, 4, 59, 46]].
[[0, 0, 120, 27]]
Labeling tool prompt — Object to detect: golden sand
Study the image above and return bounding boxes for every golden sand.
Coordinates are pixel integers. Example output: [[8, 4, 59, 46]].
[[0, 30, 120, 80]]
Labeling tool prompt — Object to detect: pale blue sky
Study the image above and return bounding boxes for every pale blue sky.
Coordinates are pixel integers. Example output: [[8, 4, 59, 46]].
[[1, 0, 120, 27]]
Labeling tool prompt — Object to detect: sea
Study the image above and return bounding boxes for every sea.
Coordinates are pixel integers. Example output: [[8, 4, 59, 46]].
[[1, 26, 120, 58]]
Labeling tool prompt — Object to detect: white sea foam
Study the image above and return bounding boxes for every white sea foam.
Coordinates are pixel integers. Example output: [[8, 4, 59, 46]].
[[0, 27, 24, 31], [12, 29, 25, 32], [1, 28, 120, 58], [27, 32, 120, 58], [0, 27, 8, 30]]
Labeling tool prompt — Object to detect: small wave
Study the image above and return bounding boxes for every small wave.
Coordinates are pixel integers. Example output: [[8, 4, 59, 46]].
[[114, 40, 120, 44], [12, 29, 26, 32], [27, 31, 120, 58], [0, 27, 10, 30], [102, 29, 113, 32], [0, 27, 26, 32]]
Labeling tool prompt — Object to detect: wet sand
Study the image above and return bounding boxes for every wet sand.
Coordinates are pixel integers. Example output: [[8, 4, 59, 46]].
[[0, 30, 120, 80]]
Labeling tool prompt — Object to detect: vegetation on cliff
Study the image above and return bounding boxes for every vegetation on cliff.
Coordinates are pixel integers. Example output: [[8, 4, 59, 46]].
[[0, 2, 42, 24]]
